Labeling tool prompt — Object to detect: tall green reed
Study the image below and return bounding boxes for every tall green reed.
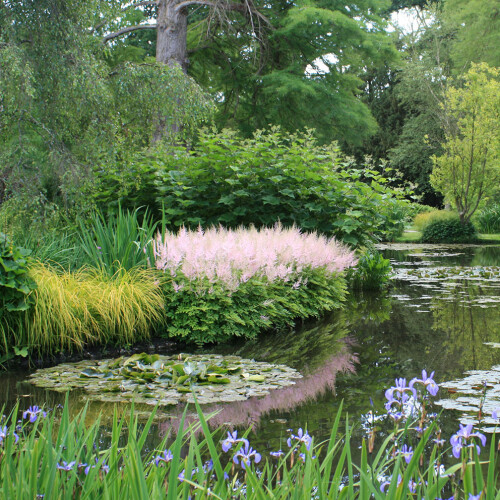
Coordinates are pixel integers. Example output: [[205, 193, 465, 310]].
[[79, 208, 159, 275]]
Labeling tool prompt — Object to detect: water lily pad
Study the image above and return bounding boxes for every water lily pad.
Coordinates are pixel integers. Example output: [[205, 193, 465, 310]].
[[30, 353, 302, 407]]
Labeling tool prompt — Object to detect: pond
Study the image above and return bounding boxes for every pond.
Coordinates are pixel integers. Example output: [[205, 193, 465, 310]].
[[3, 243, 500, 456]]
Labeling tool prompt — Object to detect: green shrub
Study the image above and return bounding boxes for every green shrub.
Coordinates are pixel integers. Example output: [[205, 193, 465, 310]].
[[475, 202, 500, 234], [413, 209, 456, 232], [421, 216, 477, 243], [0, 233, 35, 314], [155, 225, 355, 344], [163, 269, 347, 345], [0, 233, 36, 357], [94, 128, 410, 247], [348, 250, 392, 290]]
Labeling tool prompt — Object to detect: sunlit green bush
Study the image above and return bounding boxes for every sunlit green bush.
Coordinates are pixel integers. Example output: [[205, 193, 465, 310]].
[[94, 128, 410, 247], [421, 216, 477, 243]]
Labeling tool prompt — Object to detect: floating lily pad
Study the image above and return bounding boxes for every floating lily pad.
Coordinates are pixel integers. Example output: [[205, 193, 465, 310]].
[[29, 353, 302, 407], [436, 364, 500, 431]]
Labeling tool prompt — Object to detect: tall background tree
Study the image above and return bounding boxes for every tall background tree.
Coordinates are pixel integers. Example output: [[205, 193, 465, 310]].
[[102, 0, 398, 146]]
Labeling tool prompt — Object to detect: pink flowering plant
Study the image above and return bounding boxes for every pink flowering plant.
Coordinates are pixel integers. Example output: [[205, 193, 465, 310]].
[[154, 225, 357, 344]]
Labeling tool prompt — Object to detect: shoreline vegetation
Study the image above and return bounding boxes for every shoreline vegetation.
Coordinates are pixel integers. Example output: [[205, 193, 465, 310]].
[[1, 372, 498, 499]]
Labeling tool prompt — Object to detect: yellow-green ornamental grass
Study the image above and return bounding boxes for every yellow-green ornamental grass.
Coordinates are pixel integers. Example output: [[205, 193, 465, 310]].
[[22, 263, 165, 354]]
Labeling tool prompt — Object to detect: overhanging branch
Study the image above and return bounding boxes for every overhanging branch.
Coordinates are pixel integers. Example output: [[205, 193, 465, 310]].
[[174, 0, 272, 27], [103, 24, 158, 43]]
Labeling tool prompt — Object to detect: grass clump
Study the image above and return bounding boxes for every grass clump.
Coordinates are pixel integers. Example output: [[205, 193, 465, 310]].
[[475, 202, 500, 234]]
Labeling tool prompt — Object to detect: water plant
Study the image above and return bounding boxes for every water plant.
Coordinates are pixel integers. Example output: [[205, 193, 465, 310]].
[[1, 371, 498, 498], [348, 249, 392, 290], [29, 353, 301, 406], [154, 225, 356, 344], [79, 207, 159, 275]]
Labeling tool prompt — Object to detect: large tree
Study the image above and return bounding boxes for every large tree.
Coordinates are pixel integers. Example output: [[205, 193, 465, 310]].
[[0, 0, 213, 208], [103, 0, 398, 146]]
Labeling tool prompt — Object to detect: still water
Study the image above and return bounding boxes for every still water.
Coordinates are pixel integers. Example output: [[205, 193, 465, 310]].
[[3, 244, 500, 454]]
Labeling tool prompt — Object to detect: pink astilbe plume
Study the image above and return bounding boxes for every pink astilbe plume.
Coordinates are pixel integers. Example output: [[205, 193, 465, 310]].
[[154, 225, 357, 290]]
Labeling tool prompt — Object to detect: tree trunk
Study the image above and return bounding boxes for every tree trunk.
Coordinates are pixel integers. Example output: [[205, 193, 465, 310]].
[[156, 0, 188, 72]]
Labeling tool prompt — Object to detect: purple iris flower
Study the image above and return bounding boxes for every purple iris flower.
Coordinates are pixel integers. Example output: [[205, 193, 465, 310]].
[[384, 378, 416, 412], [410, 370, 439, 396], [468, 495, 481, 500], [221, 431, 248, 452], [154, 449, 173, 466], [0, 426, 19, 445], [84, 457, 109, 475], [23, 406, 47, 423], [450, 424, 486, 459], [56, 461, 76, 471], [233, 442, 261, 470], [492, 409, 500, 420], [270, 450, 284, 458], [287, 428, 312, 450], [400, 444, 413, 464]]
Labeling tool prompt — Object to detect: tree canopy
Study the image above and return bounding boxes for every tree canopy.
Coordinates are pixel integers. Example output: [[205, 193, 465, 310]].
[[431, 63, 500, 223]]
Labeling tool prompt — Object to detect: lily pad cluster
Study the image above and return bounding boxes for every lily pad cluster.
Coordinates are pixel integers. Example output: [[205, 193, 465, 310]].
[[29, 353, 302, 406], [436, 364, 500, 432], [394, 266, 500, 283]]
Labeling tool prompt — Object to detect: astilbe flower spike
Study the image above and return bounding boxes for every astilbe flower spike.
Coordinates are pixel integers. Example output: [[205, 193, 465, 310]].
[[154, 225, 357, 291]]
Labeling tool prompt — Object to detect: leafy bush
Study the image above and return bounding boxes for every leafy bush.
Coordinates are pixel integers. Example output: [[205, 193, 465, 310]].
[[475, 202, 500, 234], [1, 263, 165, 357], [95, 128, 410, 247], [348, 250, 392, 290], [421, 216, 477, 243], [413, 209, 457, 232], [0, 233, 36, 357], [154, 226, 356, 344], [0, 233, 35, 314]]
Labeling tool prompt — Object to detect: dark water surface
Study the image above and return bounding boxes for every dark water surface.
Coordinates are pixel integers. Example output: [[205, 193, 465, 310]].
[[3, 244, 500, 455]]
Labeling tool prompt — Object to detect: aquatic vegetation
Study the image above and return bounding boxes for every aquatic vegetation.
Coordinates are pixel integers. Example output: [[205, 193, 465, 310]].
[[2, 371, 498, 499], [347, 249, 392, 290], [29, 353, 302, 406]]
